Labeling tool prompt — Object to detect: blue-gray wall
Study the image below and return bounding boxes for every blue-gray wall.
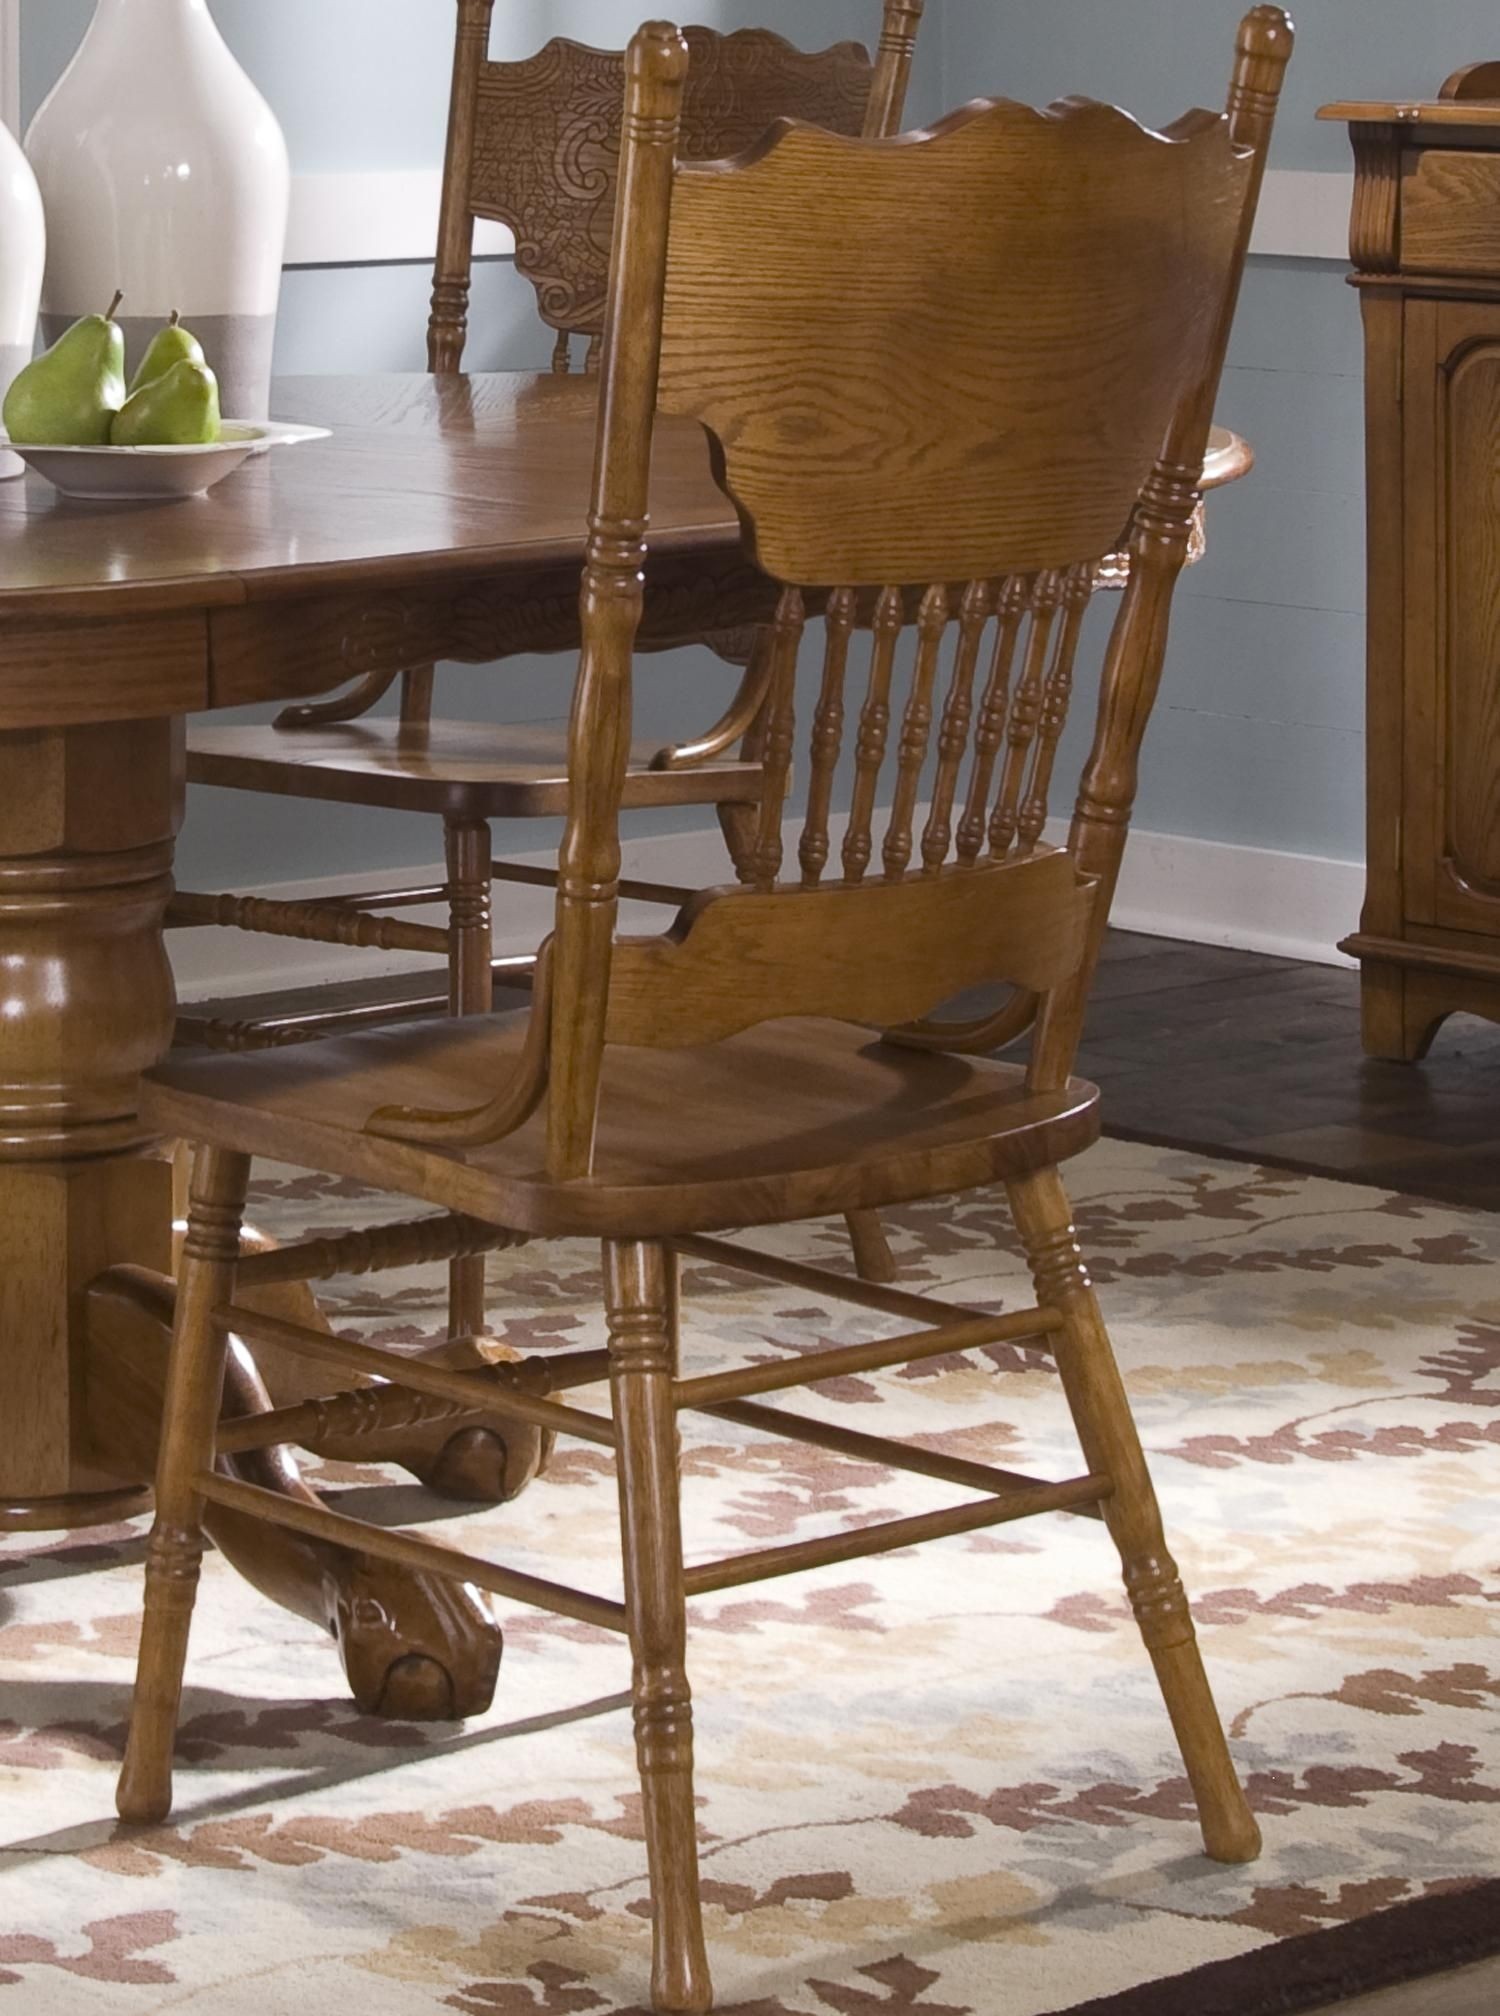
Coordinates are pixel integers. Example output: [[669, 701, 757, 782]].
[[18, 2, 1488, 889], [935, 1, 1497, 866]]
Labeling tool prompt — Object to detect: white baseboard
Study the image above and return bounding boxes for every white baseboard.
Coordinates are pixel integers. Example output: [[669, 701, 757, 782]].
[[1099, 827, 1360, 968], [171, 821, 1361, 1004]]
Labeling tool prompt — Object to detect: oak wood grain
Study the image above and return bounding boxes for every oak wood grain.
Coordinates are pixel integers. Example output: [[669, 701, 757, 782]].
[[0, 376, 739, 635], [186, 718, 763, 819], [197, 5, 929, 1337], [143, 1011, 1103, 1238], [604, 850, 1092, 1050], [1403, 149, 1500, 277], [658, 102, 1253, 586]]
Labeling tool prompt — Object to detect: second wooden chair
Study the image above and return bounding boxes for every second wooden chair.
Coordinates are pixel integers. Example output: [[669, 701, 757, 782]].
[[172, 1, 928, 1329]]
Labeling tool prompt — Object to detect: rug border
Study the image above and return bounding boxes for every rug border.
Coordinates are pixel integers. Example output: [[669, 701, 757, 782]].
[[1042, 1879, 1500, 2016]]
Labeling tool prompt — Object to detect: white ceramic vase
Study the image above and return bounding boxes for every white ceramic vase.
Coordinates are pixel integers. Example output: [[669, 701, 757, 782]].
[[0, 121, 46, 479], [26, 0, 290, 420]]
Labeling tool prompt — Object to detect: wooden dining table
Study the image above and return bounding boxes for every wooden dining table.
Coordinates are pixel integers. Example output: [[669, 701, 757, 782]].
[[0, 370, 1249, 1719]]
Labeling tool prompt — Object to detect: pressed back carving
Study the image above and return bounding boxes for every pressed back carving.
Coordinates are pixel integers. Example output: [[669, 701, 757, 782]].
[[429, 4, 926, 374], [658, 100, 1255, 587]]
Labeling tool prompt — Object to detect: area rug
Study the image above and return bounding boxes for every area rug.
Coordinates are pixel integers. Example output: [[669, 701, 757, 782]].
[[1, 1138, 1497, 2014]]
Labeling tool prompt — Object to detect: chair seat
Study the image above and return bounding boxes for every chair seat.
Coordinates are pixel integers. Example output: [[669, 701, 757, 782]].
[[186, 718, 764, 820], [146, 1013, 1100, 1239]]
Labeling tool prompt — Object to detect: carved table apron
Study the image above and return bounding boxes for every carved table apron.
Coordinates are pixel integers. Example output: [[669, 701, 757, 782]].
[[0, 372, 1247, 1718]]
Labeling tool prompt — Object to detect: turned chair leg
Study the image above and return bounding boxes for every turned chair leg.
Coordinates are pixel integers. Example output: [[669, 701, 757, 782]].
[[605, 1239, 712, 2015], [118, 1145, 251, 1826], [444, 814, 494, 1340], [844, 1208, 897, 1284], [1008, 1167, 1262, 1866]]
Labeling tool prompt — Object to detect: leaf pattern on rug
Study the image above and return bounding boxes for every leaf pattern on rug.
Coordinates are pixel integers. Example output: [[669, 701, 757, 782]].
[[0, 1914, 178, 1987], [2, 1140, 1497, 2013]]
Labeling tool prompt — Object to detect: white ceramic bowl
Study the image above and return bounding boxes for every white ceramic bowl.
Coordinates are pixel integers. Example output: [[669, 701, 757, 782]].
[[0, 419, 330, 501]]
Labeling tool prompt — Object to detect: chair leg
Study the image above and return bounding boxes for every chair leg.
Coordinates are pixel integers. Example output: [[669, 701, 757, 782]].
[[444, 814, 493, 1340], [605, 1239, 712, 2015], [844, 1208, 897, 1284], [118, 1145, 251, 1826], [1007, 1167, 1261, 1866]]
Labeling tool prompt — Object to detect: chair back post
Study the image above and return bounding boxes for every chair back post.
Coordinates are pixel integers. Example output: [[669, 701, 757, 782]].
[[1034, 5, 1294, 1090], [429, 0, 497, 373], [546, 23, 690, 1182], [863, 0, 925, 138]]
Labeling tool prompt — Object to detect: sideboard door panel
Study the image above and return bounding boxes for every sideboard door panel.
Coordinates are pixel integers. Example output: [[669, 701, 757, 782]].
[[1326, 92, 1500, 1058], [1407, 301, 1500, 934]]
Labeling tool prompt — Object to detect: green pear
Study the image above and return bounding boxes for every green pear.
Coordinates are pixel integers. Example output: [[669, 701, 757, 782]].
[[110, 358, 221, 446], [2, 290, 126, 446], [129, 310, 206, 396]]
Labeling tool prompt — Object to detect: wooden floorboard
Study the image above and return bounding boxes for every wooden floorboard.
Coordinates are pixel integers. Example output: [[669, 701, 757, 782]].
[[1077, 931, 1500, 1212], [1330, 1955, 1500, 2015]]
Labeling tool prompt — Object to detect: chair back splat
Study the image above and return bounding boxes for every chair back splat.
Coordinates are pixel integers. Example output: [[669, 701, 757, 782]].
[[374, 10, 1291, 1186], [429, 1, 927, 375]]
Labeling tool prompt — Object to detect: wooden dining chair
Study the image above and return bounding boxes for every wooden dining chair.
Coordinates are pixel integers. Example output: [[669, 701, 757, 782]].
[[173, 0, 926, 1326], [120, 9, 1291, 2009]]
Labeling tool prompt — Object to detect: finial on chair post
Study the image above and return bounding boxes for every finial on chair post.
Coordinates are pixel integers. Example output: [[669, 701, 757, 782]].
[[1228, 7, 1295, 147], [626, 19, 691, 94]]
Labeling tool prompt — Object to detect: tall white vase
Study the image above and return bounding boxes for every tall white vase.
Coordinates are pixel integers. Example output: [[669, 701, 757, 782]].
[[26, 0, 290, 419], [0, 121, 46, 479]]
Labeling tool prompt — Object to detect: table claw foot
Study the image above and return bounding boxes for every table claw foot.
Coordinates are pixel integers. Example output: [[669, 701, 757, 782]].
[[386, 1337, 556, 1503], [82, 1263, 506, 1721], [425, 1423, 518, 1502], [329, 1558, 503, 1719], [235, 1262, 554, 1508], [257, 1370, 554, 1507]]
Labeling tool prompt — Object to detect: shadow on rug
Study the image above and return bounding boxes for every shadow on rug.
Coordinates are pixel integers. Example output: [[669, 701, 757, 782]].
[[1, 1138, 1497, 2014]]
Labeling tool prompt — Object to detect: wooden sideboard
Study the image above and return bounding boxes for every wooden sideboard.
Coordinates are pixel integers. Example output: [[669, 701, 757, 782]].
[[1324, 73, 1500, 1058]]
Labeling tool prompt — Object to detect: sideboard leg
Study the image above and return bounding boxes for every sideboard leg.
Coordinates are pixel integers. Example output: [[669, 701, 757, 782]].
[[1356, 959, 1440, 1062]]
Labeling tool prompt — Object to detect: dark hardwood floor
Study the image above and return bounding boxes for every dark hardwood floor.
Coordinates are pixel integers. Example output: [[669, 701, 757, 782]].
[[1082, 931, 1500, 1212]]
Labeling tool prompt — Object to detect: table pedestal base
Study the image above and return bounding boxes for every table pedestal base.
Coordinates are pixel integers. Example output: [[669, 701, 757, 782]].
[[0, 718, 516, 1720], [0, 1484, 155, 1532]]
